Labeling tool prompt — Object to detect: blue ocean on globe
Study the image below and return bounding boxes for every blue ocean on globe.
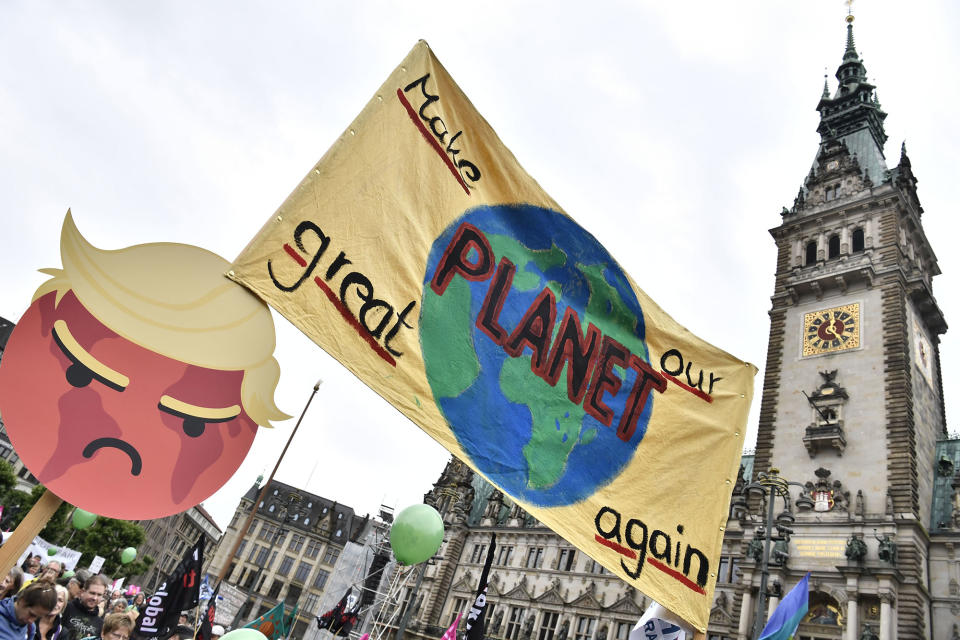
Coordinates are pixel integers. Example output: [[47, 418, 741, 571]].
[[420, 204, 653, 507]]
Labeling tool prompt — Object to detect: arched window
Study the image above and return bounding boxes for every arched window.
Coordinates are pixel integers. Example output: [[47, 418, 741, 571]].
[[805, 241, 817, 266], [852, 228, 865, 252], [828, 235, 840, 259]]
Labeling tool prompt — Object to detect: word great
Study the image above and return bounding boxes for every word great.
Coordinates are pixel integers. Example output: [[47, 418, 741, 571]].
[[430, 222, 666, 442], [269, 220, 417, 364]]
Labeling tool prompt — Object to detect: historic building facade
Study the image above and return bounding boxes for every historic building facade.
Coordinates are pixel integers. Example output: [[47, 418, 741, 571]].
[[207, 479, 375, 638], [132, 504, 223, 591], [384, 14, 960, 640], [705, 15, 959, 640], [377, 458, 647, 640]]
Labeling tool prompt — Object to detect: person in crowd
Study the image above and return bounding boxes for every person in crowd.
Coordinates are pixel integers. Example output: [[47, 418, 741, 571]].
[[123, 595, 143, 617], [210, 624, 225, 640], [0, 582, 58, 640], [35, 585, 69, 640], [35, 565, 61, 588], [106, 602, 124, 618], [19, 558, 41, 579], [0, 569, 24, 601], [60, 576, 107, 640], [61, 583, 78, 606], [90, 613, 131, 640], [21, 563, 63, 591]]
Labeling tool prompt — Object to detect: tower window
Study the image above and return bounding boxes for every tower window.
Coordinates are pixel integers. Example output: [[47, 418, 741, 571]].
[[828, 235, 840, 259], [852, 228, 864, 252], [805, 241, 817, 266]]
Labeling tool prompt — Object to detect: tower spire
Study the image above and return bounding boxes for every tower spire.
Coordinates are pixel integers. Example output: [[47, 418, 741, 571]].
[[810, 7, 888, 186], [843, 12, 858, 63]]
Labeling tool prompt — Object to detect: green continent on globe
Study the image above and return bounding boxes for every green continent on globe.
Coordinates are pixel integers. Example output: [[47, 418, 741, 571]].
[[501, 354, 586, 489], [420, 275, 480, 399], [487, 236, 645, 490], [423, 228, 646, 492]]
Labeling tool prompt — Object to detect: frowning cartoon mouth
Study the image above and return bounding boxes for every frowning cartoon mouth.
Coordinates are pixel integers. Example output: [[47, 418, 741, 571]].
[[82, 438, 143, 476]]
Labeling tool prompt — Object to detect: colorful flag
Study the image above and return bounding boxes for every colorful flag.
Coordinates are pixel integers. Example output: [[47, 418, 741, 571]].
[[759, 573, 810, 640], [244, 602, 287, 640], [199, 574, 214, 601], [196, 582, 220, 640], [442, 613, 462, 640], [630, 600, 689, 640], [316, 588, 350, 633], [230, 41, 756, 631], [464, 533, 496, 640], [136, 535, 204, 639], [284, 602, 300, 639]]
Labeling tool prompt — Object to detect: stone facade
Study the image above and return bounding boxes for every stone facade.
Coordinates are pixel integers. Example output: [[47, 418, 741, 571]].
[[385, 16, 960, 640], [131, 504, 223, 591], [207, 479, 374, 637], [713, 16, 957, 640], [378, 459, 647, 640]]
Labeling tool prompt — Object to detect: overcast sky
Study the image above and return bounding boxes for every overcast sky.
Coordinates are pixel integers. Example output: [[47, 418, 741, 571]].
[[1, 1, 957, 529]]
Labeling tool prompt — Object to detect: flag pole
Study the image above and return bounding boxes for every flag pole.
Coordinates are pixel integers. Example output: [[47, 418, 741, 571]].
[[216, 379, 323, 585]]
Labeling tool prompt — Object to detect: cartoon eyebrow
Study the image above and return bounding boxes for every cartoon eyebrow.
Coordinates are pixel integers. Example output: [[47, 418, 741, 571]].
[[158, 395, 241, 422], [52, 320, 129, 391]]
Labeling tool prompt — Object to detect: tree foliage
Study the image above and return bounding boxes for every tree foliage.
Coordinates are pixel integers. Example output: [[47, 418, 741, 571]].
[[72, 517, 154, 577], [0, 473, 153, 579]]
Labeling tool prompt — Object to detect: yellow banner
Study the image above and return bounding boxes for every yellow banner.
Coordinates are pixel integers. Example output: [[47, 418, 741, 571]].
[[230, 41, 755, 631]]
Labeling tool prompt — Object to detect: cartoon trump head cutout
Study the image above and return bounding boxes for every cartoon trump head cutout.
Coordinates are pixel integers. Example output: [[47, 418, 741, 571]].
[[0, 212, 289, 519]]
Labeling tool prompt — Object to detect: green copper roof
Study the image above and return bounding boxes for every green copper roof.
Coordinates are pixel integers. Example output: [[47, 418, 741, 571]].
[[931, 438, 960, 532], [807, 15, 889, 188]]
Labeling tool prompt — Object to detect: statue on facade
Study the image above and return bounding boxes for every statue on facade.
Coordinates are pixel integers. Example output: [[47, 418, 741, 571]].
[[855, 489, 865, 517], [746, 537, 763, 562], [950, 486, 960, 529], [556, 620, 569, 640], [874, 532, 897, 565], [485, 489, 504, 520], [860, 624, 878, 640], [772, 539, 789, 565], [520, 616, 534, 640], [595, 625, 608, 640], [491, 610, 504, 635], [950, 623, 959, 640], [845, 533, 867, 562], [885, 489, 894, 516], [714, 590, 728, 613]]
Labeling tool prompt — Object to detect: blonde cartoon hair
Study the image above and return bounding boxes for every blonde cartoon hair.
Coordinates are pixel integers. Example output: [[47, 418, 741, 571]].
[[34, 211, 290, 427]]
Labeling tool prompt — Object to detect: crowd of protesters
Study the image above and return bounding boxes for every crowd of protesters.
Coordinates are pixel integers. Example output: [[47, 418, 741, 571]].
[[0, 558, 224, 640]]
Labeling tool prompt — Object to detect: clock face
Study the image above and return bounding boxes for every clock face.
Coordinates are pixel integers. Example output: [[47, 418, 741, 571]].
[[802, 303, 860, 357]]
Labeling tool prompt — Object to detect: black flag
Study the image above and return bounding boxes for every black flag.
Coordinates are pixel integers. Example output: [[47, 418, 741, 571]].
[[316, 588, 351, 631], [196, 582, 220, 640], [464, 533, 496, 640], [137, 535, 205, 639]]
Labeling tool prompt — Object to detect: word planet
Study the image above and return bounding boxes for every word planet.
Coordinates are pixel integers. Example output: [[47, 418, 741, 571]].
[[421, 204, 656, 507]]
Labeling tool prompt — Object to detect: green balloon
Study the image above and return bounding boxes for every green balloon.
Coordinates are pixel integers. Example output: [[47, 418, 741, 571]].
[[389, 504, 444, 565], [62, 570, 75, 579], [121, 547, 137, 564], [72, 509, 97, 530], [47, 547, 58, 556], [220, 630, 268, 640]]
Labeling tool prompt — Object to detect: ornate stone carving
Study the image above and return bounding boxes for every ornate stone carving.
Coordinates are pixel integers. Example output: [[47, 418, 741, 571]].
[[803, 467, 851, 512], [845, 533, 867, 562], [875, 532, 897, 565]]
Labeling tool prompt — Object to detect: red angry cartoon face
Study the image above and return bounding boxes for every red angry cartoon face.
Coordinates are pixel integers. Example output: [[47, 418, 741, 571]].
[[0, 291, 258, 519]]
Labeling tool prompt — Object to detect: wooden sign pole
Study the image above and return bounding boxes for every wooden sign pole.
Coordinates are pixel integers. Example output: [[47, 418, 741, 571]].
[[0, 489, 64, 576]]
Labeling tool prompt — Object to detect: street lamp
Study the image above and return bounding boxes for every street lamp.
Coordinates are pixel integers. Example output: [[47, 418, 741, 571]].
[[742, 468, 813, 640]]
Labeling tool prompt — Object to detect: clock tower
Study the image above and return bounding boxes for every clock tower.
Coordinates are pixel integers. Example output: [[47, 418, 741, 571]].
[[746, 13, 948, 640]]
